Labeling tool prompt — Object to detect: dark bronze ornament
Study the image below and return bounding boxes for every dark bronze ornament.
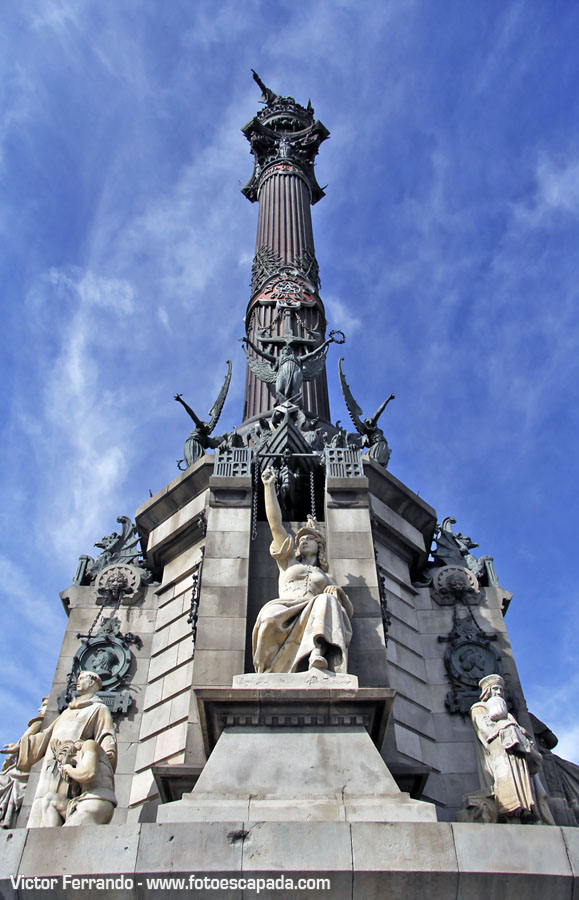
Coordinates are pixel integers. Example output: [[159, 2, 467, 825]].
[[57, 616, 142, 714], [175, 360, 232, 468], [73, 515, 151, 587], [242, 72, 329, 204], [430, 565, 484, 607], [376, 560, 392, 648], [251, 247, 320, 298], [243, 330, 344, 406], [95, 563, 143, 606], [338, 358, 394, 468], [438, 604, 501, 715], [425, 517, 499, 587]]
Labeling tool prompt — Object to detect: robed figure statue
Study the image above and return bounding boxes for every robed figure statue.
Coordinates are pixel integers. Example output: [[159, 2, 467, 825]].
[[252, 468, 353, 673]]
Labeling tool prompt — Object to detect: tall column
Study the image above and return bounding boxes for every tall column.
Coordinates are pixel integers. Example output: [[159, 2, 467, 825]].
[[241, 74, 331, 423]]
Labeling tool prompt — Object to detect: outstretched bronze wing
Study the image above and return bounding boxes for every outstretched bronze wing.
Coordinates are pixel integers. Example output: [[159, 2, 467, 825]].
[[338, 357, 366, 435], [243, 348, 277, 384], [207, 360, 233, 433], [301, 346, 329, 382]]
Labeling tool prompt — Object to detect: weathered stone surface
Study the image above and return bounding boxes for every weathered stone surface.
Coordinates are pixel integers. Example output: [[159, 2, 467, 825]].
[[326, 507, 373, 532], [371, 494, 427, 554], [243, 821, 352, 898], [0, 829, 28, 900], [19, 824, 141, 876], [136, 821, 243, 873], [201, 557, 249, 587], [197, 585, 249, 618], [129, 770, 157, 807], [159, 721, 436, 824], [3, 818, 576, 900], [387, 640, 427, 680], [146, 492, 206, 555], [207, 507, 251, 532], [452, 822, 573, 899], [194, 616, 247, 652], [342, 584, 382, 617], [433, 739, 477, 773], [328, 530, 375, 560], [330, 558, 379, 587], [162, 546, 206, 587], [386, 663, 432, 708], [351, 821, 458, 898], [204, 530, 250, 559], [191, 649, 245, 686], [347, 650, 389, 686], [393, 695, 436, 740], [561, 827, 579, 897]]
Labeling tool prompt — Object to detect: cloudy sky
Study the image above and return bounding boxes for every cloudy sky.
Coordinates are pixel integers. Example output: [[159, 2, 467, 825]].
[[1, 0, 578, 762]]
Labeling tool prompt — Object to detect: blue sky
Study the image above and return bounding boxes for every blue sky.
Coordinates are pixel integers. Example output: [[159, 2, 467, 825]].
[[1, 0, 578, 762]]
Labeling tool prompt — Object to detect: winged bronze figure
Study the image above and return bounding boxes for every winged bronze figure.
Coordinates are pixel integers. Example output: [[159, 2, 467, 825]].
[[338, 357, 394, 468], [243, 330, 345, 405], [175, 360, 232, 467]]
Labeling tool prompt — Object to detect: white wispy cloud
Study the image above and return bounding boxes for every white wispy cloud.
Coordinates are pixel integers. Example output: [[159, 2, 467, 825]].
[[324, 295, 362, 335], [23, 268, 138, 560], [513, 153, 579, 226]]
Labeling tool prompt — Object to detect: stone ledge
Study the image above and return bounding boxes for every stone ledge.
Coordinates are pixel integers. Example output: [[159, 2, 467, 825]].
[[195, 683, 395, 755], [3, 822, 576, 900], [136, 456, 213, 539]]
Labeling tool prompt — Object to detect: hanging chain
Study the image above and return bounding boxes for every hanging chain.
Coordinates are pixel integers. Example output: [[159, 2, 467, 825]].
[[257, 306, 282, 336], [251, 454, 260, 541], [81, 605, 105, 643], [294, 309, 320, 337], [310, 468, 316, 520], [188, 547, 205, 659], [62, 582, 125, 707]]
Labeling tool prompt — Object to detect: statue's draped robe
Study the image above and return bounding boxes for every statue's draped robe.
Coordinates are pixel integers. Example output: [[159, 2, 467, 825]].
[[470, 703, 536, 818], [17, 698, 116, 827], [276, 356, 302, 401], [0, 761, 27, 828], [252, 535, 353, 673]]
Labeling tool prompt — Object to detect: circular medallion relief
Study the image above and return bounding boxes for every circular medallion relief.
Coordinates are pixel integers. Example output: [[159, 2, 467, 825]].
[[446, 638, 501, 688]]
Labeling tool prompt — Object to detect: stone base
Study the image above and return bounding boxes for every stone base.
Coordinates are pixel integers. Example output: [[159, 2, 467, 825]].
[[4, 822, 577, 900], [158, 674, 436, 824], [231, 671, 359, 690]]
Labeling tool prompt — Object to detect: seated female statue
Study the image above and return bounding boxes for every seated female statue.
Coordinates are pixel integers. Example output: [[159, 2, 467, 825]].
[[253, 467, 353, 673]]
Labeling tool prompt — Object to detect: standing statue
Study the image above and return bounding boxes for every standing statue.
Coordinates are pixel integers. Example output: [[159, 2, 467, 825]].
[[1, 671, 117, 828], [0, 697, 47, 828], [174, 360, 232, 467], [242, 331, 345, 405], [253, 468, 353, 673], [338, 358, 394, 467], [470, 674, 554, 824]]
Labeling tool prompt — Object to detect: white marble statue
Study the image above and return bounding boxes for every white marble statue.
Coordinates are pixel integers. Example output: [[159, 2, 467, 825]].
[[0, 697, 48, 829], [252, 467, 353, 673], [470, 674, 554, 824], [1, 671, 117, 828]]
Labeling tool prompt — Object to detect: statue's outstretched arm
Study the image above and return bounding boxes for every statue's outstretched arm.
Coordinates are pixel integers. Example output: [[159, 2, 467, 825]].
[[261, 467, 288, 548], [174, 394, 204, 429], [302, 329, 346, 362], [369, 393, 395, 426], [242, 336, 276, 364]]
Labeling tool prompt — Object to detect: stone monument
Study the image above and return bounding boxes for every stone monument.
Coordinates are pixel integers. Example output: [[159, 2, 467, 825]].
[[2, 73, 578, 898]]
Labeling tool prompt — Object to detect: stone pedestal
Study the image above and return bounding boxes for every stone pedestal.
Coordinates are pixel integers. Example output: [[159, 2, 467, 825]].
[[157, 672, 436, 824]]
